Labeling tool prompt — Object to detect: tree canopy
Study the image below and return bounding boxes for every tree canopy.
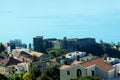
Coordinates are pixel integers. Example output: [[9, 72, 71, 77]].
[[23, 72, 31, 80], [46, 66, 60, 80], [47, 48, 67, 58], [29, 63, 41, 80], [12, 72, 25, 80], [0, 73, 9, 80]]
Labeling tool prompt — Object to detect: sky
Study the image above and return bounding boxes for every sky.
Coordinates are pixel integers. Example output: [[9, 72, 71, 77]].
[[0, 0, 120, 44]]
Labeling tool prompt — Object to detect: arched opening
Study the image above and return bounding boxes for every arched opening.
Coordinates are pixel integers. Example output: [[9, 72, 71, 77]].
[[77, 69, 82, 77]]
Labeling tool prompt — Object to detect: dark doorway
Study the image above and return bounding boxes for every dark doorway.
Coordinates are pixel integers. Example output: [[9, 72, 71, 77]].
[[92, 70, 95, 76], [77, 69, 82, 77]]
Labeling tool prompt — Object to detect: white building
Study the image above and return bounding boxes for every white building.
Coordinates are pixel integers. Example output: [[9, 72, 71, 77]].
[[106, 57, 120, 65], [65, 51, 86, 60]]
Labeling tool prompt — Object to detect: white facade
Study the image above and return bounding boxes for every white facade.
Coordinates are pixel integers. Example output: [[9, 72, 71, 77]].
[[65, 51, 86, 60], [106, 57, 120, 65]]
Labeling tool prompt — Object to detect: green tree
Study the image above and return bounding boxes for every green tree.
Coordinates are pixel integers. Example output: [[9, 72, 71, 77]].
[[47, 48, 67, 58], [36, 74, 52, 80], [29, 63, 41, 80], [59, 49, 67, 55], [47, 48, 59, 57], [79, 43, 104, 57], [46, 66, 60, 80], [23, 72, 31, 80], [12, 72, 25, 80], [101, 43, 120, 58], [0, 73, 9, 80]]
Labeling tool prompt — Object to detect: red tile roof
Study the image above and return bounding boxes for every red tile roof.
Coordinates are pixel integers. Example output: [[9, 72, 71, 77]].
[[59, 65, 71, 70], [60, 60, 82, 70], [71, 60, 82, 65], [81, 57, 114, 71]]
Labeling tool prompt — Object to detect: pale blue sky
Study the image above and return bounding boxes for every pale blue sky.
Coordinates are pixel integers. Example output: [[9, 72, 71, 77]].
[[0, 0, 120, 43]]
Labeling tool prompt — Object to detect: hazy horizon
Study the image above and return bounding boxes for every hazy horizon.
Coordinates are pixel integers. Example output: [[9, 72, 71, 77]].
[[0, 0, 120, 44]]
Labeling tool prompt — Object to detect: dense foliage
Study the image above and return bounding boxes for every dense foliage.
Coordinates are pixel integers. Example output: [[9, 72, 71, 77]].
[[0, 74, 9, 80], [46, 66, 60, 80], [29, 63, 41, 80], [47, 48, 67, 58], [23, 72, 31, 80], [12, 72, 25, 80], [79, 43, 104, 56]]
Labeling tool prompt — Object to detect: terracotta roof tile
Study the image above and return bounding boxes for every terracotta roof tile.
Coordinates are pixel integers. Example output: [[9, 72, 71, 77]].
[[71, 60, 82, 65], [81, 57, 114, 71]]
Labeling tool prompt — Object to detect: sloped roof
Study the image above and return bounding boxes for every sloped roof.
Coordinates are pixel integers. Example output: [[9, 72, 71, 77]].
[[60, 57, 114, 71], [29, 51, 43, 57], [20, 51, 32, 58], [60, 60, 82, 70], [13, 49, 31, 58], [0, 57, 22, 66], [71, 60, 82, 65], [59, 65, 71, 70], [81, 57, 114, 71]]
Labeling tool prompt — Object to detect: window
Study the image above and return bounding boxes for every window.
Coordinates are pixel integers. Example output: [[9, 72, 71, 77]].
[[77, 69, 82, 77], [67, 71, 70, 75]]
